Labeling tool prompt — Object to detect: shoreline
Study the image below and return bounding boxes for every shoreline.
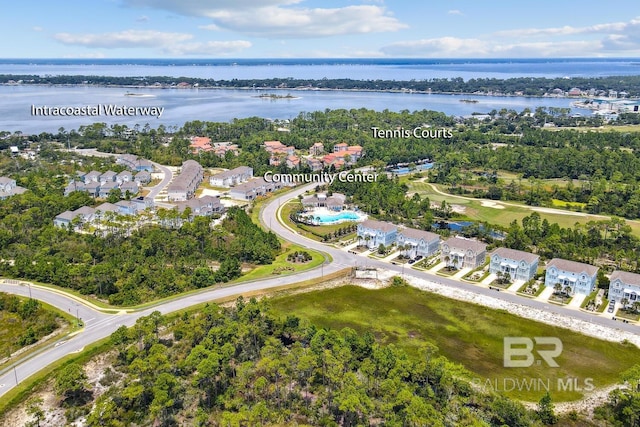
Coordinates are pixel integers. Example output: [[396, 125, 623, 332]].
[[4, 81, 636, 102]]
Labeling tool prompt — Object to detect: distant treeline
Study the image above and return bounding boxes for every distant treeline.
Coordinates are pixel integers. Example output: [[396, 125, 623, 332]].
[[2, 74, 640, 96]]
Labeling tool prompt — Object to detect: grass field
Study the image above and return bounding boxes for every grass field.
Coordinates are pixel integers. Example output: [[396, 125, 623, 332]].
[[407, 181, 640, 235], [233, 241, 326, 282], [551, 199, 587, 209], [270, 285, 640, 402]]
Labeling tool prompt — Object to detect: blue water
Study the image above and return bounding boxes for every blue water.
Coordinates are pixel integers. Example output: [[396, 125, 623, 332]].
[[435, 221, 505, 239], [1, 58, 638, 133], [0, 85, 588, 133], [1, 58, 639, 79], [314, 211, 362, 224]]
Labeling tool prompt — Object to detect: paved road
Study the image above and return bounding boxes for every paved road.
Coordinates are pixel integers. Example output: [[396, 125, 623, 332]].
[[261, 184, 640, 335], [1, 182, 638, 399], [146, 162, 172, 200]]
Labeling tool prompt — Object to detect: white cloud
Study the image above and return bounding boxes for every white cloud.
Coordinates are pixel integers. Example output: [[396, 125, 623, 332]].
[[198, 23, 222, 31], [208, 5, 406, 38], [122, 0, 406, 37], [495, 21, 635, 38], [382, 17, 640, 57], [32, 26, 44, 32], [53, 29, 251, 56], [136, 15, 150, 22], [53, 30, 192, 48], [163, 40, 252, 55], [447, 9, 463, 16], [381, 37, 488, 57]]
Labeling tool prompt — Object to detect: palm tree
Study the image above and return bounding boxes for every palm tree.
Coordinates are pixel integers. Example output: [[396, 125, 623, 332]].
[[553, 283, 562, 295], [621, 297, 629, 310], [444, 255, 450, 269]]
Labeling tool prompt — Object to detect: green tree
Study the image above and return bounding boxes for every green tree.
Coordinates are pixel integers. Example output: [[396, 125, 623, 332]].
[[537, 392, 558, 425], [25, 397, 45, 427], [55, 363, 89, 403]]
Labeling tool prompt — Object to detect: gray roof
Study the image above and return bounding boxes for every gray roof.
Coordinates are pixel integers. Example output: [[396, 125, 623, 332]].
[[55, 210, 76, 221], [360, 219, 397, 233], [100, 181, 119, 190], [94, 202, 120, 213], [546, 258, 599, 277], [491, 247, 539, 264], [211, 166, 253, 180], [232, 178, 271, 193], [101, 170, 117, 177], [117, 170, 133, 177], [74, 206, 96, 216], [176, 195, 222, 213], [167, 160, 203, 193], [84, 181, 101, 190], [444, 236, 487, 253], [610, 270, 640, 285], [116, 200, 137, 209], [121, 181, 139, 190], [399, 227, 439, 242]]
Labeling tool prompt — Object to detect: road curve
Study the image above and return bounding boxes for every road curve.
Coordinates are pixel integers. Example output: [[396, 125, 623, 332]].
[[1, 182, 639, 400], [260, 183, 640, 337]]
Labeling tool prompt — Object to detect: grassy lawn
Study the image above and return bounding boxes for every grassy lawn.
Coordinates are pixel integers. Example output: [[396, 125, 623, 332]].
[[270, 285, 640, 402], [232, 242, 326, 282], [551, 199, 586, 209], [407, 181, 640, 236]]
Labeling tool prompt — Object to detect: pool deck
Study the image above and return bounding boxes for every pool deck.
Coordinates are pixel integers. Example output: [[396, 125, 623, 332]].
[[307, 207, 368, 225]]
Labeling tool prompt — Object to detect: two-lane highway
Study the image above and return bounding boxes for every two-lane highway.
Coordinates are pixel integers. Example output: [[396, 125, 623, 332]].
[[1, 182, 638, 400]]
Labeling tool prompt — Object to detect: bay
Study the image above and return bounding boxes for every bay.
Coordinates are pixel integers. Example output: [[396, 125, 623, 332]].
[[0, 85, 585, 134], [1, 58, 639, 80]]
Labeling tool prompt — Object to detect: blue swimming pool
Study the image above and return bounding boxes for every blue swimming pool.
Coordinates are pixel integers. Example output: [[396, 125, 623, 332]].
[[314, 211, 364, 224]]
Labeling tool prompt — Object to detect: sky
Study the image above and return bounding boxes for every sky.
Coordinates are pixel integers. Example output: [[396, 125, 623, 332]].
[[1, 0, 640, 58]]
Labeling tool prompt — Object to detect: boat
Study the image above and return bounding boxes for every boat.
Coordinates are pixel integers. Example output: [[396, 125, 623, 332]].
[[460, 99, 479, 103]]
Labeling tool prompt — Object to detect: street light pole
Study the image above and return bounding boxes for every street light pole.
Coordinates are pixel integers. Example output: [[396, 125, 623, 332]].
[[14, 367, 18, 385], [28, 283, 32, 299]]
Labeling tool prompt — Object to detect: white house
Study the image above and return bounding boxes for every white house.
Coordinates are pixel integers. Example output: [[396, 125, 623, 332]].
[[441, 236, 487, 269], [544, 258, 598, 296], [608, 270, 640, 307], [357, 219, 398, 250], [396, 228, 440, 259], [0, 176, 26, 199], [489, 247, 539, 282], [209, 166, 253, 187]]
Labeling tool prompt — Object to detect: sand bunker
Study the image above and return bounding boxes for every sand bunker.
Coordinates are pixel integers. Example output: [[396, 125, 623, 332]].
[[480, 200, 505, 209]]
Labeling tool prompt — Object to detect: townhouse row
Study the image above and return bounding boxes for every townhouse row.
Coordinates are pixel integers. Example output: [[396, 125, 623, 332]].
[[53, 195, 224, 230], [356, 218, 639, 302]]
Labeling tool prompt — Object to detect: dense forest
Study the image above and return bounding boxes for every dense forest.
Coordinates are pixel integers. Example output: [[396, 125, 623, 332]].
[[0, 170, 280, 304], [34, 297, 564, 426], [3, 73, 640, 96]]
